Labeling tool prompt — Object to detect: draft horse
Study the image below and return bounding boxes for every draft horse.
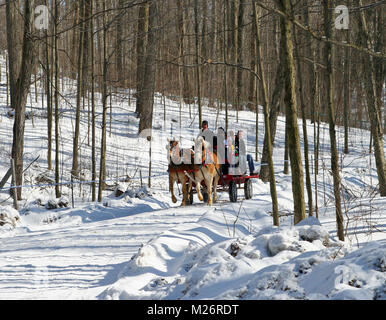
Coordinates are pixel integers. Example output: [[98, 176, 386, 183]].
[[166, 138, 193, 206], [166, 137, 220, 206], [184, 136, 221, 206]]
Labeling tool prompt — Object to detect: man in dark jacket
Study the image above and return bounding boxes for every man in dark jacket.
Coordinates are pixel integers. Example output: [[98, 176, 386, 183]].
[[195, 120, 216, 164], [197, 120, 215, 144]]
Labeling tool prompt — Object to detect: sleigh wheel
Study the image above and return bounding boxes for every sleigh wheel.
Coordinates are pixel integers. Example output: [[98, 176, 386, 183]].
[[244, 178, 253, 200], [203, 191, 209, 203], [189, 187, 194, 205], [229, 181, 238, 202]]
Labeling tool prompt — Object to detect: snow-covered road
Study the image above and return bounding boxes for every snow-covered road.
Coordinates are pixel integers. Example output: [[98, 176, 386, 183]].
[[0, 201, 208, 299]]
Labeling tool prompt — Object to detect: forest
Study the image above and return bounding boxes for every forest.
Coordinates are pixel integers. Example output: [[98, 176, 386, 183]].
[[0, 0, 385, 301], [1, 0, 384, 233]]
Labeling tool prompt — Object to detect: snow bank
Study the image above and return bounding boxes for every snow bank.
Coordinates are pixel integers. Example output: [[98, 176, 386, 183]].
[[0, 206, 20, 230], [298, 240, 386, 300], [99, 208, 255, 299], [98, 210, 385, 300], [18, 186, 172, 231]]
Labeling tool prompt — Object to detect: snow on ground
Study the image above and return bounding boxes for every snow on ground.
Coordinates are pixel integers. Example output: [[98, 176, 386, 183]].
[[98, 198, 386, 300], [0, 54, 385, 300]]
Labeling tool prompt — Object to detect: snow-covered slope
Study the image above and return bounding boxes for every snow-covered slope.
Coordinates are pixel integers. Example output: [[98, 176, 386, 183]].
[[0, 54, 385, 300]]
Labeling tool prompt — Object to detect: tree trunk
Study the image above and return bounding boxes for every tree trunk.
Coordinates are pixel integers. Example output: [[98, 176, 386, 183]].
[[223, 2, 229, 133], [207, 0, 217, 109], [374, 6, 385, 134], [138, 0, 158, 134], [90, 0, 96, 202], [356, 0, 386, 197], [194, 0, 202, 126], [45, 21, 52, 171], [283, 115, 289, 175], [253, 1, 279, 226], [294, 29, 313, 217], [259, 29, 285, 182], [250, 4, 259, 160], [71, 0, 85, 178], [302, 1, 315, 125], [278, 0, 306, 225], [54, 0, 61, 199], [116, 0, 125, 86], [176, 0, 184, 117], [343, 0, 351, 154], [229, 0, 238, 109], [236, 0, 244, 122], [98, 2, 108, 202], [135, 1, 149, 116], [323, 0, 344, 240], [249, 8, 258, 112], [5, 0, 20, 96], [70, 0, 80, 79], [7, 0, 36, 200], [313, 59, 320, 218], [182, 2, 193, 106]]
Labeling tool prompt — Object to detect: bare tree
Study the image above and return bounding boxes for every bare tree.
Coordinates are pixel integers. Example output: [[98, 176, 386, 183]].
[[322, 0, 344, 240], [253, 1, 279, 226], [98, 0, 109, 202], [90, 0, 96, 201], [6, 0, 36, 200], [194, 0, 202, 126], [343, 0, 351, 154], [236, 0, 245, 122], [54, 0, 61, 199], [277, 0, 306, 225], [45, 0, 52, 171], [135, 1, 149, 117], [138, 0, 158, 134], [259, 31, 285, 182], [116, 0, 126, 86], [355, 0, 386, 197], [71, 0, 85, 178], [294, 26, 313, 217]]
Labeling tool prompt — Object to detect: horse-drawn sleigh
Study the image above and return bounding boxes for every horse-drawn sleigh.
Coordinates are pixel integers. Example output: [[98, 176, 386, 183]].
[[167, 136, 259, 206]]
